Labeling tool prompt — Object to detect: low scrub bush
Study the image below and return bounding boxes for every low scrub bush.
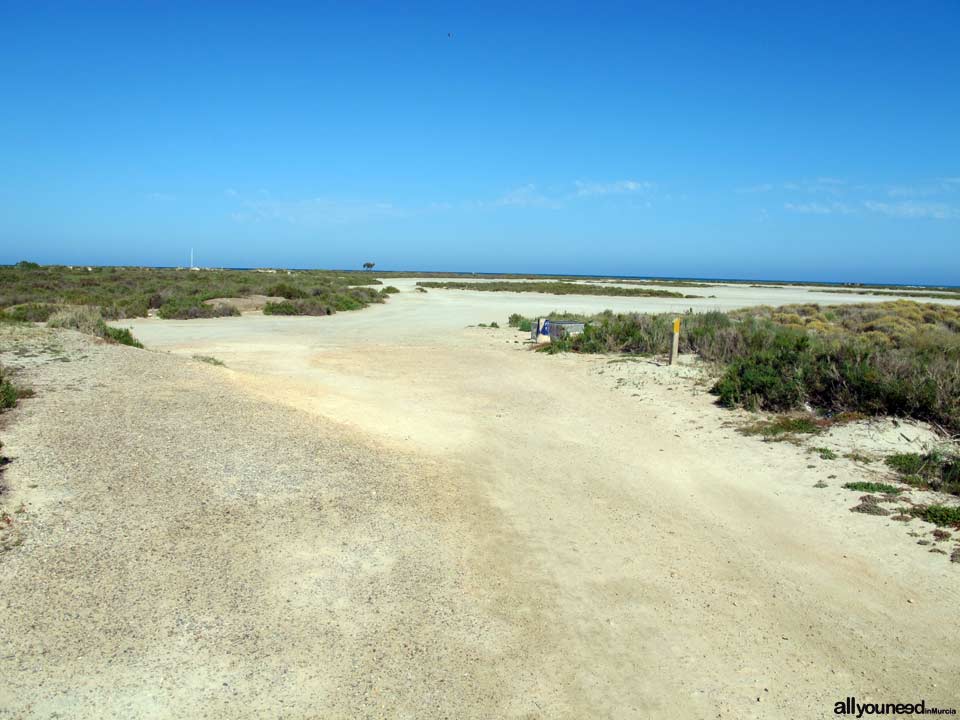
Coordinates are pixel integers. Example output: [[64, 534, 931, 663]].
[[0, 365, 20, 410], [263, 300, 333, 316], [47, 307, 144, 348], [540, 301, 960, 434], [48, 306, 108, 335], [104, 326, 144, 348], [910, 505, 960, 527], [266, 283, 308, 299], [885, 451, 960, 497], [0, 264, 382, 322], [0, 303, 61, 322], [158, 300, 240, 319], [508, 313, 533, 332], [843, 481, 901, 494], [193, 355, 225, 366]]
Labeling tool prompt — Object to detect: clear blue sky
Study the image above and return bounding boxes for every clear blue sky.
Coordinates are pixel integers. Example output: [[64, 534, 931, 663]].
[[2, 2, 958, 283]]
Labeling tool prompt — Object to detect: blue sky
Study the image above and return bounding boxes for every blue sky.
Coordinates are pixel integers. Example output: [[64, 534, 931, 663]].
[[1, 2, 958, 283]]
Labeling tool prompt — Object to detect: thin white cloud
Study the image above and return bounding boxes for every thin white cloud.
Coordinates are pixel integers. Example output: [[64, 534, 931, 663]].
[[784, 201, 853, 215], [574, 180, 654, 197], [234, 194, 403, 225], [886, 178, 960, 198], [783, 178, 847, 195], [494, 184, 560, 208], [863, 201, 957, 220]]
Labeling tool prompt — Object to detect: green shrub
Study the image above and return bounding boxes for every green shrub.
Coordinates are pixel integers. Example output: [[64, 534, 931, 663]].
[[508, 313, 533, 332], [0, 265, 381, 323], [0, 366, 18, 410], [536, 302, 960, 434], [47, 307, 144, 348], [263, 300, 333, 316], [842, 481, 901, 494], [712, 328, 811, 411], [885, 453, 925, 475], [381, 286, 400, 294], [885, 451, 960, 497], [47, 306, 108, 335], [193, 355, 225, 366], [104, 326, 144, 348], [266, 283, 308, 299], [910, 505, 960, 527], [0, 303, 61, 322], [158, 300, 240, 319]]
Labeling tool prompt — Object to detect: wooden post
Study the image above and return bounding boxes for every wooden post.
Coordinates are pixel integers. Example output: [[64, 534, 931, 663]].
[[669, 318, 681, 365]]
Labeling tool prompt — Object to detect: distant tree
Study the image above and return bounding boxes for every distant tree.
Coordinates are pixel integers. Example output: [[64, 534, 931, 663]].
[[362, 262, 375, 270], [16, 260, 40, 269]]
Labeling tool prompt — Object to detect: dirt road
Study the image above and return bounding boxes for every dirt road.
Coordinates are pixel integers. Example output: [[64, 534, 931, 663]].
[[2, 284, 958, 718]]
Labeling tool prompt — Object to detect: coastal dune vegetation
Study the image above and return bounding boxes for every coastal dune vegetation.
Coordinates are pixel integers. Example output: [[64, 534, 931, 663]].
[[0, 262, 387, 321], [515, 301, 960, 436]]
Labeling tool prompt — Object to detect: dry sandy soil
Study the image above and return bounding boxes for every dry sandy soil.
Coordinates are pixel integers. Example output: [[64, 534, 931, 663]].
[[1, 279, 959, 719]]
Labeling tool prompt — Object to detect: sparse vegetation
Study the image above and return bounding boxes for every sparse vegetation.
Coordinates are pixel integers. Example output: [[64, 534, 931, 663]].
[[0, 263, 385, 321], [740, 415, 825, 438], [843, 481, 901, 494], [0, 303, 62, 323], [193, 355, 225, 366], [0, 365, 24, 411], [885, 451, 960, 497], [104, 326, 144, 348], [157, 299, 241, 319], [47, 307, 144, 348], [813, 447, 838, 460], [540, 301, 960, 434], [508, 313, 533, 332], [910, 505, 960, 527], [416, 280, 697, 298]]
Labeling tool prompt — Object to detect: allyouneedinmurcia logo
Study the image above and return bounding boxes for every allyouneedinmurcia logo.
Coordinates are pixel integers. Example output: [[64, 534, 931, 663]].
[[834, 697, 957, 716]]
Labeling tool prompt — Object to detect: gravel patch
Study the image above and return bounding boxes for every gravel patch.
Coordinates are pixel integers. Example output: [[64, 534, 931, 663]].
[[0, 327, 532, 719]]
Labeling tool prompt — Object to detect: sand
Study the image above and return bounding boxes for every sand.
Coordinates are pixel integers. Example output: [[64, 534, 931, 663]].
[[1, 280, 958, 719]]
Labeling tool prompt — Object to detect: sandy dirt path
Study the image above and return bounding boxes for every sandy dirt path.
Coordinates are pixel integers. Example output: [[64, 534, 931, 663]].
[[2, 284, 959, 718]]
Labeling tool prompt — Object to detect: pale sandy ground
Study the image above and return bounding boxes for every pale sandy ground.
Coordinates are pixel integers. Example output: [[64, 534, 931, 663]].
[[1, 280, 959, 719]]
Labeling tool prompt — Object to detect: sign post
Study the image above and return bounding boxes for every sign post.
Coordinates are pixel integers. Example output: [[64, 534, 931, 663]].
[[669, 318, 681, 365]]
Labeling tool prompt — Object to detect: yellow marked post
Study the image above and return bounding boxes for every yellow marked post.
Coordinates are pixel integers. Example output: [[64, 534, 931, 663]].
[[670, 318, 681, 365]]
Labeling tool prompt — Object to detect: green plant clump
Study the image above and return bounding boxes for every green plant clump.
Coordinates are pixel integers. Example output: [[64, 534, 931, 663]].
[[538, 302, 960, 435], [0, 263, 384, 322], [885, 451, 960, 496], [0, 365, 20, 410], [842, 481, 901, 494], [910, 505, 960, 527], [47, 307, 144, 348], [508, 313, 533, 332]]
